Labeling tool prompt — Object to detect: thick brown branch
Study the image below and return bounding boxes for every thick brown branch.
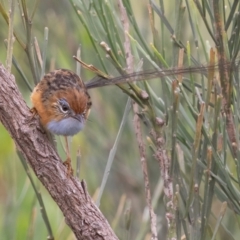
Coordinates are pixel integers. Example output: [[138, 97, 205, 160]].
[[0, 64, 118, 240]]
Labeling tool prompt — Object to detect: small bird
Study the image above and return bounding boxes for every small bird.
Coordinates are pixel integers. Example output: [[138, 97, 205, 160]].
[[31, 69, 92, 174]]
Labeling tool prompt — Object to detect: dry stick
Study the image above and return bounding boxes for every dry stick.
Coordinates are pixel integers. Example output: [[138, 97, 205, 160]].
[[117, 0, 158, 239], [213, 0, 237, 157], [133, 107, 158, 240], [117, 0, 132, 70], [6, 0, 15, 71], [153, 138, 173, 230], [0, 64, 118, 240]]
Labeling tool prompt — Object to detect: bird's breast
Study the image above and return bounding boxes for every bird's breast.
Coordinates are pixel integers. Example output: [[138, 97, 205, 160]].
[[47, 117, 85, 136]]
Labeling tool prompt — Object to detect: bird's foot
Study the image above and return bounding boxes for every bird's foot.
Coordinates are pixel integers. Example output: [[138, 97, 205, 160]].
[[63, 157, 74, 177]]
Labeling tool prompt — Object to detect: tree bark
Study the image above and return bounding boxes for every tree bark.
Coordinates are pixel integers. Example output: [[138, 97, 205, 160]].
[[0, 63, 118, 240]]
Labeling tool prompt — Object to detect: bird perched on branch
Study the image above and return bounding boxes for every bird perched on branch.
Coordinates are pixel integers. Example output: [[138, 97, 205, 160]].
[[31, 69, 92, 175]]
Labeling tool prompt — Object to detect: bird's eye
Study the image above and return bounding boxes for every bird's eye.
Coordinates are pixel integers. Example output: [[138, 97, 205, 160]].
[[61, 104, 69, 112], [59, 99, 70, 113]]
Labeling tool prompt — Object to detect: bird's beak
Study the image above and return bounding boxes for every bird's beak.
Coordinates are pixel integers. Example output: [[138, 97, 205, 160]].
[[73, 114, 84, 122]]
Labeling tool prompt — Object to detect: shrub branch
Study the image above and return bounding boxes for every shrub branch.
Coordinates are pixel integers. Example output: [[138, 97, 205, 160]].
[[0, 63, 118, 240]]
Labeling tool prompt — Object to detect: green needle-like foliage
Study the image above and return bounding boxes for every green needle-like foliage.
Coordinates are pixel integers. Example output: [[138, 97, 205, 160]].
[[0, 0, 240, 239]]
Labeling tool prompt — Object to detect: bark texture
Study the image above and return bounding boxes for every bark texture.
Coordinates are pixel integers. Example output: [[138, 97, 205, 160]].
[[0, 64, 118, 240]]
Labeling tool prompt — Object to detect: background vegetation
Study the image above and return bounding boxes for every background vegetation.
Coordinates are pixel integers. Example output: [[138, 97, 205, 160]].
[[0, 0, 240, 239]]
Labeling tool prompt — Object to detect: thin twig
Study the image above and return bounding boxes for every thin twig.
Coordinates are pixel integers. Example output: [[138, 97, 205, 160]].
[[6, 0, 15, 71], [133, 105, 158, 240], [18, 152, 54, 239], [118, 0, 158, 239], [96, 98, 131, 206]]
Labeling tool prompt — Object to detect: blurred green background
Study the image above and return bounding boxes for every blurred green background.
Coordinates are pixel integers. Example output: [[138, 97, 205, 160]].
[[0, 1, 155, 239], [1, 0, 240, 239]]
